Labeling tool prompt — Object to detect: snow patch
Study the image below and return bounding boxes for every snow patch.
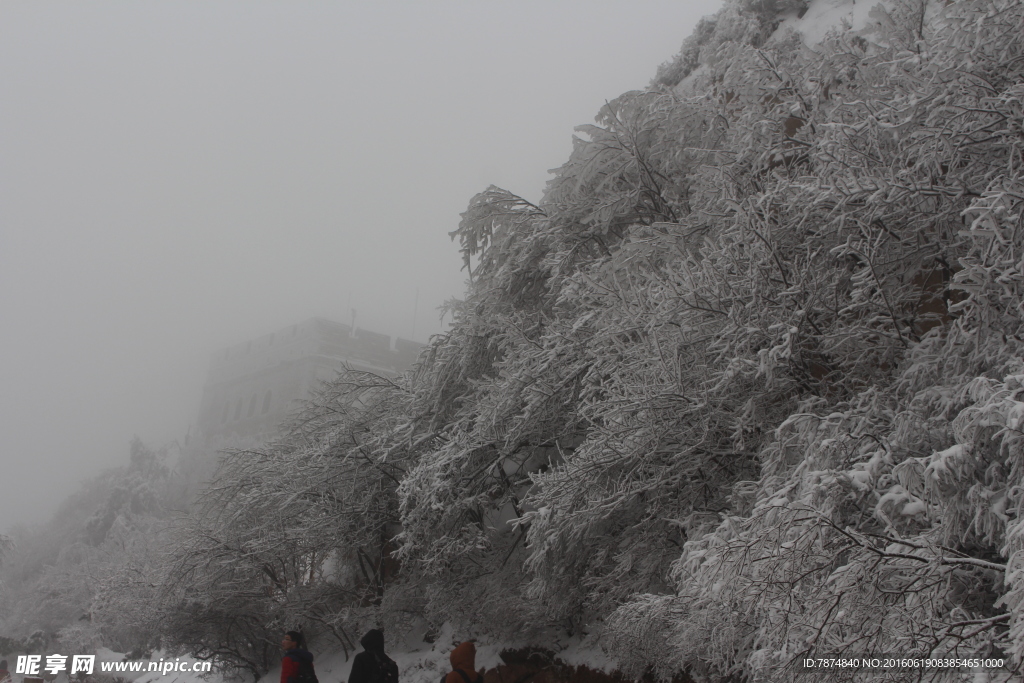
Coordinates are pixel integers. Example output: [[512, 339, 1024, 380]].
[[774, 0, 891, 47], [900, 500, 927, 517], [926, 443, 966, 482], [875, 485, 926, 519], [672, 64, 708, 97], [554, 635, 618, 675]]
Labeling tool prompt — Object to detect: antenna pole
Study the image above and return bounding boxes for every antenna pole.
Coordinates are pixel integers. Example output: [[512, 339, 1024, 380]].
[[412, 287, 420, 340]]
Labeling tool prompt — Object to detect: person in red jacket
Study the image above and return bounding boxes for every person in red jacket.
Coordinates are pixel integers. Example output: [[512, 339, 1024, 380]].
[[281, 631, 317, 683], [443, 642, 482, 683]]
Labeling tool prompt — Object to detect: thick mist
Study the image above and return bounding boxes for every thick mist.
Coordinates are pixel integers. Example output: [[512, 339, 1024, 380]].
[[0, 1, 717, 532]]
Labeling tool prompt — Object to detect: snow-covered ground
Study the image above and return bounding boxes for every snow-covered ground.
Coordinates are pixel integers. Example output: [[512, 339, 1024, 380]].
[[3, 625, 612, 683], [263, 625, 614, 683]]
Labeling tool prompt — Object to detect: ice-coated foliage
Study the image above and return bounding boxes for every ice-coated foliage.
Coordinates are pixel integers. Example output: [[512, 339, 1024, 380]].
[[157, 370, 413, 678], [0, 438, 174, 655], [156, 1, 1024, 681], [597, 1, 1024, 680], [398, 0, 1024, 678]]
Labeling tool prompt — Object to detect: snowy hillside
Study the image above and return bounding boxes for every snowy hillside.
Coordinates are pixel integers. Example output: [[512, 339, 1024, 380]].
[[156, 0, 1024, 678], [6, 1, 1023, 682]]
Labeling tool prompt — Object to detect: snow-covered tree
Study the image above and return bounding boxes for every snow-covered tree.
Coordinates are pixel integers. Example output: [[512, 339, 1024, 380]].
[[0, 438, 174, 654], [158, 369, 414, 678], [389, 0, 1024, 678], [154, 1, 1024, 681]]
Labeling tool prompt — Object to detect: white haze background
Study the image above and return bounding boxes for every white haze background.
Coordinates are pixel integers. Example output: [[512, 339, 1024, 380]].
[[0, 1, 718, 532]]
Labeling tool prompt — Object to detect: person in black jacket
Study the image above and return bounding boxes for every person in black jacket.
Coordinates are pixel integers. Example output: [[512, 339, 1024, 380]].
[[348, 629, 398, 683]]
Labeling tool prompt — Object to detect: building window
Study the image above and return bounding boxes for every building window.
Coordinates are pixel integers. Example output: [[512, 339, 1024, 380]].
[[262, 390, 273, 414]]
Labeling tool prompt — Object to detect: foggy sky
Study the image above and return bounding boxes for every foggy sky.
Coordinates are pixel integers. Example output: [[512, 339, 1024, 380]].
[[0, 1, 719, 532]]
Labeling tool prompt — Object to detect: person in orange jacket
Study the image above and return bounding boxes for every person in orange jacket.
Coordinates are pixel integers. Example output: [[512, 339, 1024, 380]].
[[443, 642, 482, 683]]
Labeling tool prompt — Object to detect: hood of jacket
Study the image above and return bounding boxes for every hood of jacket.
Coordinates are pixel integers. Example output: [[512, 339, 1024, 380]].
[[285, 648, 313, 664], [449, 642, 475, 672], [360, 629, 385, 653]]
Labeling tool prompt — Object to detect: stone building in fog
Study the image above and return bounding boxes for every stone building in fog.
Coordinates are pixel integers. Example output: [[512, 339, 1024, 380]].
[[196, 318, 424, 442]]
